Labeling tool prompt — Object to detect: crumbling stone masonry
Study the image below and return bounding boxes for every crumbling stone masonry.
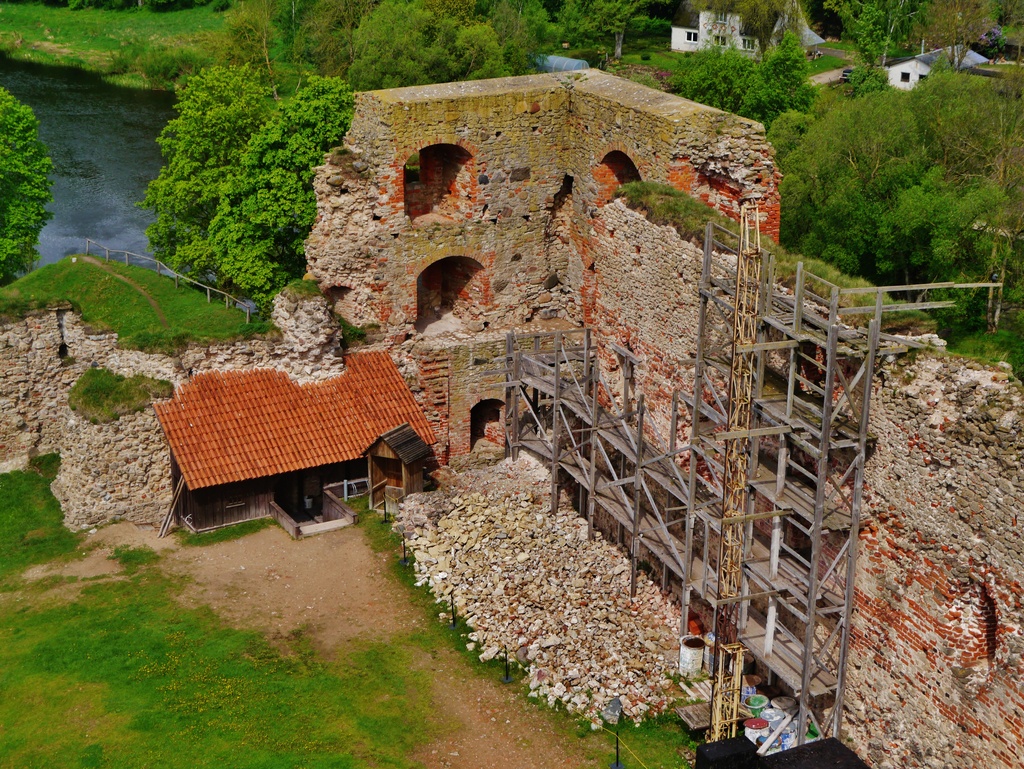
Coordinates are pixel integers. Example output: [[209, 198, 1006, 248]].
[[307, 72, 1024, 766], [305, 71, 779, 459], [0, 291, 346, 527]]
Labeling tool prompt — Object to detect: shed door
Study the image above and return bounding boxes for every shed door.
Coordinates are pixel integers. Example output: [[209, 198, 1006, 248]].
[[372, 456, 403, 508]]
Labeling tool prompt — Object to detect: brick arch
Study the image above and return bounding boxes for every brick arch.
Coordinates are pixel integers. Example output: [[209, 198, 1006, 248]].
[[593, 145, 644, 205], [470, 397, 505, 448], [414, 255, 491, 326]]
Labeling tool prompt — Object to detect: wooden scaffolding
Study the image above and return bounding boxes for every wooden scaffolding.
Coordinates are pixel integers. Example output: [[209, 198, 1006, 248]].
[[502, 218, 996, 749]]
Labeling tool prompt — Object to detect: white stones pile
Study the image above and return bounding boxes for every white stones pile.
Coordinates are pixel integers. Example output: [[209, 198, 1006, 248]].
[[396, 457, 681, 723]]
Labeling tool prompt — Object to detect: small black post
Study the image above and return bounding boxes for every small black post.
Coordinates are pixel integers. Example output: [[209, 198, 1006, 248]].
[[610, 728, 623, 769], [502, 648, 513, 684], [449, 593, 457, 629], [399, 537, 409, 566], [383, 505, 389, 524]]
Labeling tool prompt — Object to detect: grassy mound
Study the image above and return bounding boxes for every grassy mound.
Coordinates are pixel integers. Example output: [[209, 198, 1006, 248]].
[[69, 367, 172, 423], [0, 257, 271, 353]]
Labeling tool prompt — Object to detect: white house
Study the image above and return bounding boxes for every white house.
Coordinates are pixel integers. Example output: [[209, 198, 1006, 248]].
[[670, 2, 824, 55], [884, 47, 990, 90]]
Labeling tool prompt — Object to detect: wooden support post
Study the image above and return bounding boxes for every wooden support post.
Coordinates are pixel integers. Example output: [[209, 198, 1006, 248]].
[[629, 394, 645, 598], [550, 331, 562, 516]]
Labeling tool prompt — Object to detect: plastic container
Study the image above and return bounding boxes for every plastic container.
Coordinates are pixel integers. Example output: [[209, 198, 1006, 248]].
[[779, 726, 796, 751], [771, 696, 797, 715], [744, 694, 769, 717], [760, 707, 786, 738], [743, 717, 768, 744], [679, 635, 705, 677]]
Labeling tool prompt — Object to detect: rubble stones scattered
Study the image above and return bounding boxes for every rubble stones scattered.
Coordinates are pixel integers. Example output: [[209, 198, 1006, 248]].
[[395, 455, 681, 723]]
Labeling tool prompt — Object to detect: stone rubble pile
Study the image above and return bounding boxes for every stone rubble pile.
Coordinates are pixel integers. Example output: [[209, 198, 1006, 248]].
[[395, 455, 681, 724]]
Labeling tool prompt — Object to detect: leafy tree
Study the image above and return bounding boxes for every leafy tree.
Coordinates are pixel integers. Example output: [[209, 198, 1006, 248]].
[[142, 66, 271, 276], [348, 0, 508, 89], [0, 87, 52, 284], [848, 64, 891, 94], [669, 34, 813, 129], [921, 0, 995, 68], [740, 31, 815, 129], [301, 0, 378, 75], [669, 46, 756, 115], [591, 0, 649, 59], [207, 76, 354, 308], [825, 0, 926, 64], [222, 0, 280, 97], [487, 0, 553, 73]]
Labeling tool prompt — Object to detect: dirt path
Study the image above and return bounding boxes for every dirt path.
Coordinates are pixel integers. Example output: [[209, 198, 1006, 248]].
[[39, 523, 594, 768], [81, 255, 170, 328]]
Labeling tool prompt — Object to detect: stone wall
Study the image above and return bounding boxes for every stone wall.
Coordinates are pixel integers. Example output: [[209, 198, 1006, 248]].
[[845, 358, 1024, 769], [304, 71, 778, 337], [0, 291, 347, 528]]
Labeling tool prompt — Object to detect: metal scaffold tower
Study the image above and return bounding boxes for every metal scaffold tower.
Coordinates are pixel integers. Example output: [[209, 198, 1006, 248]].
[[502, 217, 997, 750]]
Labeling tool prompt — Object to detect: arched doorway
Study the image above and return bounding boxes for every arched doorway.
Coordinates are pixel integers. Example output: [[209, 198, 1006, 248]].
[[471, 399, 505, 450], [404, 143, 473, 221], [594, 150, 641, 203], [416, 256, 489, 331]]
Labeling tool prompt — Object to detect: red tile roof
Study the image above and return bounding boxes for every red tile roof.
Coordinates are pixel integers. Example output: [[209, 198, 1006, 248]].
[[154, 352, 436, 490]]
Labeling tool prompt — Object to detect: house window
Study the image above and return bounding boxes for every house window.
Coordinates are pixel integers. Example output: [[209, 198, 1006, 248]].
[[686, 30, 698, 43], [716, 12, 729, 22], [901, 71, 910, 82], [713, 34, 728, 47], [742, 37, 755, 51], [919, 73, 927, 80]]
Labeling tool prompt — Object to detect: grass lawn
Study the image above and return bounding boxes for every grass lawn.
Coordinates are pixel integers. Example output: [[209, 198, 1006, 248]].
[[807, 54, 846, 75], [0, 2, 223, 72], [0, 473, 701, 768], [0, 454, 79, 587], [0, 257, 271, 354]]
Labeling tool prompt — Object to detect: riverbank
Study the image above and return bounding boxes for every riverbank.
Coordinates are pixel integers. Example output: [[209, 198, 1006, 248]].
[[0, 2, 223, 88]]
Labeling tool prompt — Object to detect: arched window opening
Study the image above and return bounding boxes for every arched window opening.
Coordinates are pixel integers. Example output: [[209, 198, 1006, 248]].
[[416, 256, 489, 332], [471, 399, 505, 450], [595, 150, 641, 203], [403, 143, 473, 221]]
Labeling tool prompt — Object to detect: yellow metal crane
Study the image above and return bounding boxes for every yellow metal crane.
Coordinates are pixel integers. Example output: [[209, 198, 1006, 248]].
[[709, 203, 762, 741]]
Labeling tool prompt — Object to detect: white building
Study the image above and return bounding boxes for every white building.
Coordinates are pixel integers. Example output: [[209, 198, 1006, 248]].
[[670, 3, 823, 56], [884, 47, 990, 90]]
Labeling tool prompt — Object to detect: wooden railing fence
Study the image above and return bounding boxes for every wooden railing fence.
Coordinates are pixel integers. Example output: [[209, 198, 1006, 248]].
[[83, 239, 252, 322]]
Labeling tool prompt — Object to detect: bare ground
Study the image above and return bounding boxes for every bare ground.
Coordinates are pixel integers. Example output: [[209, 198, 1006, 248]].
[[22, 522, 594, 769]]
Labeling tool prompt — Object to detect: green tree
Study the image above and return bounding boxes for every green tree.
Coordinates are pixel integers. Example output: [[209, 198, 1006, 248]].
[[922, 0, 994, 69], [668, 46, 756, 115], [301, 0, 378, 76], [825, 0, 926, 64], [740, 31, 815, 129], [591, 0, 649, 59], [0, 87, 52, 283], [222, 0, 281, 97], [347, 0, 508, 89], [207, 76, 354, 308], [142, 66, 271, 276]]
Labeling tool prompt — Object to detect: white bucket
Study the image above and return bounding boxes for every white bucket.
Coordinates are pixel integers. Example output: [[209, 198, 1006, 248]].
[[760, 707, 786, 735], [703, 633, 716, 673], [679, 635, 705, 677], [771, 696, 797, 715]]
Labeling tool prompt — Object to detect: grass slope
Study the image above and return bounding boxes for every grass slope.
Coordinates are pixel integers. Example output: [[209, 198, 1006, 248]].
[[0, 3, 223, 73], [0, 454, 79, 586], [0, 257, 270, 354], [68, 367, 173, 423]]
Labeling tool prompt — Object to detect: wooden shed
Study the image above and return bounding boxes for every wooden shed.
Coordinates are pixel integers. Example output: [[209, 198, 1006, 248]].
[[368, 422, 433, 508], [154, 353, 436, 537]]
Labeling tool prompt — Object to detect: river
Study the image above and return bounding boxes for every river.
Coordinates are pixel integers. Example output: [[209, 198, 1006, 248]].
[[0, 55, 175, 267]]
